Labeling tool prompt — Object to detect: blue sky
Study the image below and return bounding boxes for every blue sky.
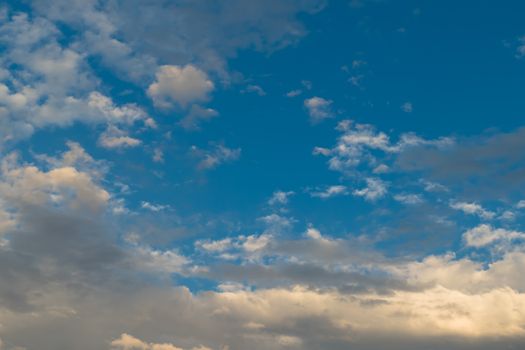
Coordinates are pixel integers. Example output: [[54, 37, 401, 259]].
[[1, 1, 525, 349]]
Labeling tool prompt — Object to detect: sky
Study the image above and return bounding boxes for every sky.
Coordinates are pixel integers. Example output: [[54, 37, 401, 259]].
[[1, 0, 525, 349]]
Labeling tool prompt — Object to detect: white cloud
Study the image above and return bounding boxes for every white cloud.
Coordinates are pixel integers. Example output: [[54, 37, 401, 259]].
[[305, 226, 336, 246], [353, 178, 387, 201], [147, 65, 214, 109], [268, 191, 294, 206], [463, 224, 525, 248], [372, 164, 389, 174], [285, 89, 302, 97], [0, 12, 152, 144], [141, 201, 170, 212], [314, 120, 452, 176], [0, 151, 110, 213], [421, 180, 448, 192], [310, 185, 348, 199], [304, 97, 333, 123], [450, 201, 495, 220], [196, 238, 235, 253], [98, 126, 142, 150], [394, 193, 423, 204]]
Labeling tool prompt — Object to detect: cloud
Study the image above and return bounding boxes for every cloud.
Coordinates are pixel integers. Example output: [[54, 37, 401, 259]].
[[310, 185, 348, 199], [148, 65, 214, 109], [111, 333, 184, 350], [30, 0, 325, 80], [353, 178, 387, 201], [401, 102, 413, 113], [393, 193, 423, 204], [153, 148, 164, 163], [268, 191, 295, 206], [242, 85, 266, 96], [0, 11, 152, 144], [396, 127, 525, 199], [192, 144, 241, 170], [98, 126, 142, 150], [304, 97, 333, 123], [141, 201, 170, 212], [285, 89, 302, 97], [314, 120, 452, 176], [463, 224, 525, 249], [450, 201, 495, 220], [179, 105, 219, 131]]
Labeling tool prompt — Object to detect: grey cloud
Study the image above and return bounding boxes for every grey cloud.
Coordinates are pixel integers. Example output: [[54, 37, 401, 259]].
[[396, 127, 525, 199]]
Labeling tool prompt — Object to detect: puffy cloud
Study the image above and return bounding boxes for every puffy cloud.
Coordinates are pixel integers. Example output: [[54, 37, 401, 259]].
[[353, 178, 387, 201], [0, 12, 151, 144], [147, 65, 214, 109], [111, 333, 184, 350], [450, 201, 495, 220], [304, 97, 333, 123], [30, 0, 325, 80], [0, 156, 109, 213], [314, 120, 452, 176], [463, 224, 525, 249], [98, 126, 142, 150]]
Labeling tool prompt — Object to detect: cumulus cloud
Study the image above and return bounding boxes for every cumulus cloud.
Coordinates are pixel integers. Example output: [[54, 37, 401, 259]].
[[450, 201, 495, 220], [353, 178, 387, 201], [111, 333, 185, 350], [98, 126, 142, 150], [0, 11, 152, 144], [304, 97, 333, 123], [314, 120, 452, 176], [463, 224, 525, 249], [148, 65, 214, 109]]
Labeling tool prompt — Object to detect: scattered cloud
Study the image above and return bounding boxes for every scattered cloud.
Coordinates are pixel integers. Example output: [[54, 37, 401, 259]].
[[353, 178, 387, 201], [148, 65, 214, 109], [268, 191, 295, 206], [401, 102, 413, 113], [180, 105, 219, 131], [285, 89, 302, 97], [450, 201, 495, 220], [242, 84, 266, 96], [304, 97, 333, 123], [192, 144, 241, 170], [98, 126, 142, 150], [310, 185, 348, 199]]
